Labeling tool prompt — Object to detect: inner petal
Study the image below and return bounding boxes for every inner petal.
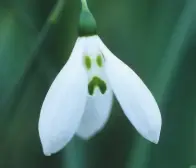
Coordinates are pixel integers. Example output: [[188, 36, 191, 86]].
[[82, 37, 108, 96]]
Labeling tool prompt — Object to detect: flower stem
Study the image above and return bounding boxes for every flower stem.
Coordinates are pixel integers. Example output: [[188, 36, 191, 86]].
[[81, 0, 89, 10]]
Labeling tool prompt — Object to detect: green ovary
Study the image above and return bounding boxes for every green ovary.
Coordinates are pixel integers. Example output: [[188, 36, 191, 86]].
[[88, 76, 107, 95]]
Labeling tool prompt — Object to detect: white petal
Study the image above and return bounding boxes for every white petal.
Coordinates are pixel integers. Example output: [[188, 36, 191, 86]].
[[99, 37, 162, 143], [38, 38, 88, 156], [76, 89, 113, 139]]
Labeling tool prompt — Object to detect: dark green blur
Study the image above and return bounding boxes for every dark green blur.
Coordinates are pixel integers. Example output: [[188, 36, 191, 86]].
[[0, 0, 196, 168]]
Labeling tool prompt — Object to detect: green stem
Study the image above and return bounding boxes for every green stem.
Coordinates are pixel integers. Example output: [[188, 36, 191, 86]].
[[81, 0, 89, 10]]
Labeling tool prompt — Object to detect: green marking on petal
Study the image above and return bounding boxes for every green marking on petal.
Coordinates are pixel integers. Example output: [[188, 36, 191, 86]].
[[84, 56, 91, 70], [99, 79, 107, 94], [96, 55, 103, 67], [88, 76, 107, 95]]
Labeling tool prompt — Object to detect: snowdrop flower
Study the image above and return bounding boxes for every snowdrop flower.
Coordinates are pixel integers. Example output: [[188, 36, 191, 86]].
[[38, 0, 162, 156]]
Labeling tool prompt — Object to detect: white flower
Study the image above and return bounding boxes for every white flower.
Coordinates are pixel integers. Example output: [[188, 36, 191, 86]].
[[38, 35, 162, 156]]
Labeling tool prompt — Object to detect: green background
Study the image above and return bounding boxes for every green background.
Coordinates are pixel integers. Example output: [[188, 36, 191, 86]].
[[0, 0, 196, 167]]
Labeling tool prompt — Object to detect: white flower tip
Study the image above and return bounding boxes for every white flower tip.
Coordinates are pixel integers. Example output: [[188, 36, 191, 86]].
[[77, 134, 93, 140], [140, 127, 161, 144], [148, 129, 161, 144], [38, 124, 65, 156], [41, 143, 52, 156], [43, 151, 52, 157], [38, 122, 54, 156], [39, 136, 53, 156], [145, 116, 162, 144], [40, 137, 61, 156]]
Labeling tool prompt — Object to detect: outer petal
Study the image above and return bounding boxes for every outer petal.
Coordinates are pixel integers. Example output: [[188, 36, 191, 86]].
[[38, 38, 88, 156], [76, 89, 113, 139], [99, 37, 162, 143]]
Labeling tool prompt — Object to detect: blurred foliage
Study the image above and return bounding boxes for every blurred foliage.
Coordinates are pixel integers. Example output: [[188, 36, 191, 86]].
[[0, 0, 196, 168]]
